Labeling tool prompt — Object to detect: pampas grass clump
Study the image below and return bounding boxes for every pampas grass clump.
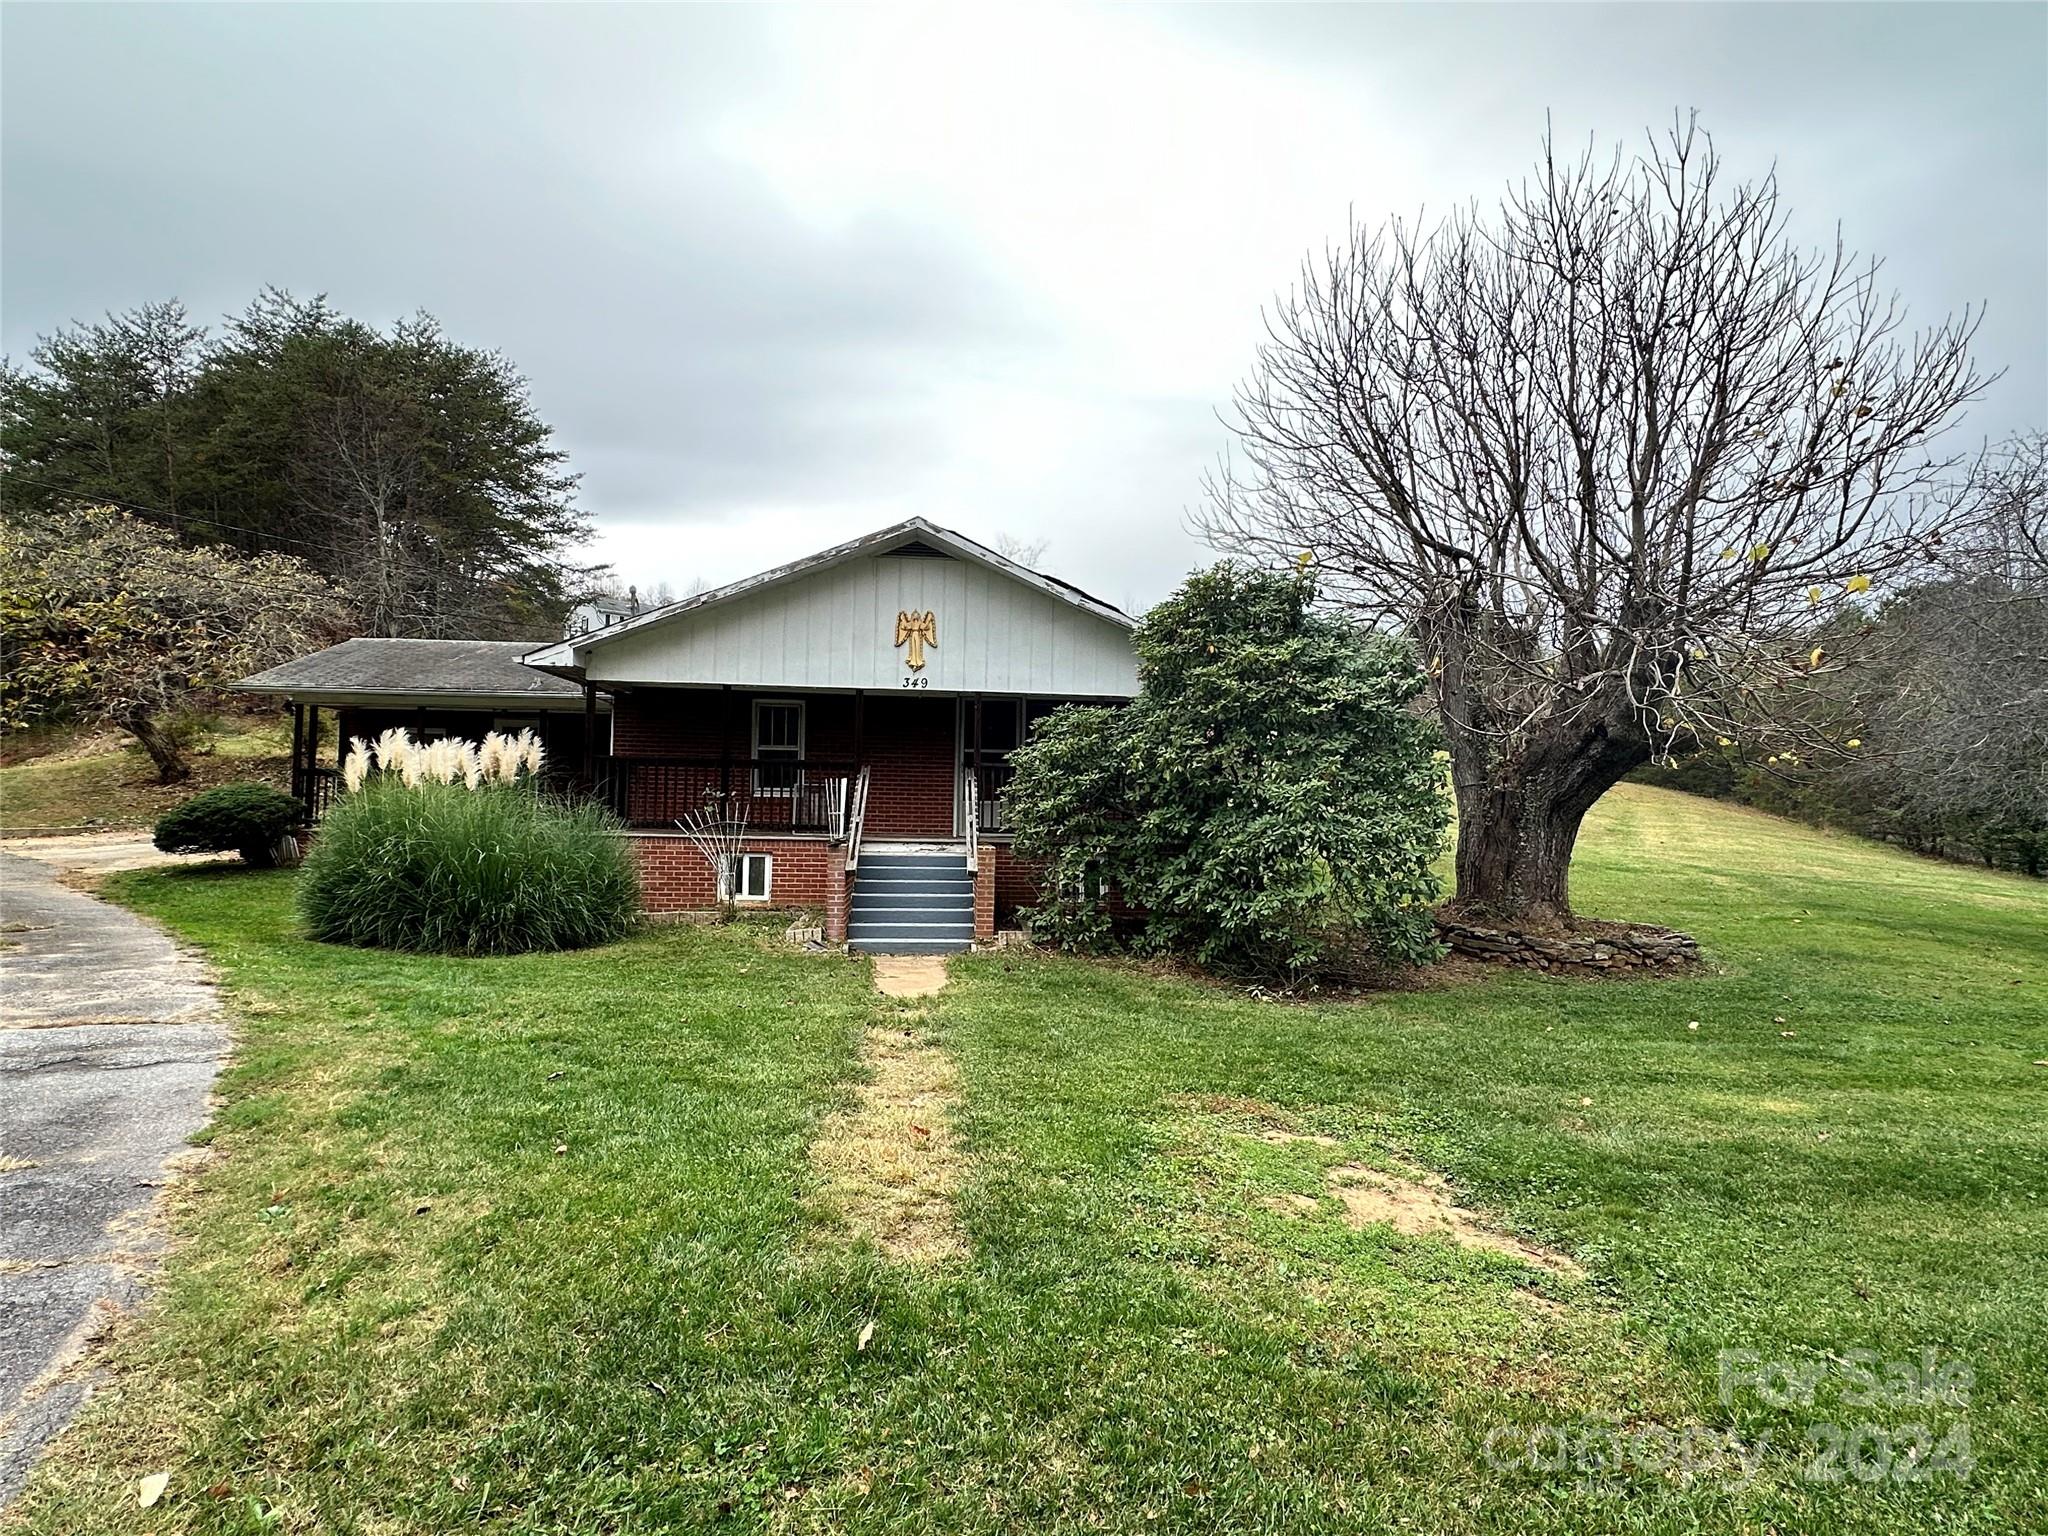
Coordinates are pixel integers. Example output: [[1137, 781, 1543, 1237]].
[[299, 779, 640, 955]]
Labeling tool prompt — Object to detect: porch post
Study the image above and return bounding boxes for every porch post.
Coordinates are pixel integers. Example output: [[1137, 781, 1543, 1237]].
[[289, 702, 306, 815], [581, 682, 597, 788], [971, 696, 983, 837], [718, 685, 733, 798], [825, 844, 849, 945], [973, 851, 996, 942]]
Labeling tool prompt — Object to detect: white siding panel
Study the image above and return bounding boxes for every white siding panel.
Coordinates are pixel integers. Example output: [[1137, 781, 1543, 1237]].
[[588, 554, 1138, 696]]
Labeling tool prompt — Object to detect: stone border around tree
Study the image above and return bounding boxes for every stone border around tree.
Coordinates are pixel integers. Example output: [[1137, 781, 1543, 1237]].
[[1434, 916, 1701, 975]]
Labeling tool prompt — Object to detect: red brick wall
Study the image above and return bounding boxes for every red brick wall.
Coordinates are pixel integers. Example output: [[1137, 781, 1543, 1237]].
[[973, 855, 996, 939], [860, 695, 957, 838], [611, 690, 857, 759], [824, 846, 849, 942], [630, 834, 835, 913], [992, 844, 1047, 928]]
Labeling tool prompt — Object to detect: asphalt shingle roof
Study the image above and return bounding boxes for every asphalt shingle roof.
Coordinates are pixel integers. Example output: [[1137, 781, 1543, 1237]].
[[234, 638, 584, 702]]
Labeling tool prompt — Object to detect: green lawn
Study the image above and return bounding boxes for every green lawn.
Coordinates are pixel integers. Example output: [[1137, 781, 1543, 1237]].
[[10, 786, 2045, 1533]]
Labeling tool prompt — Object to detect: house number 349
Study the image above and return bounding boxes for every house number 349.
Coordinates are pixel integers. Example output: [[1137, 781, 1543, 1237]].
[[900, 675, 929, 689]]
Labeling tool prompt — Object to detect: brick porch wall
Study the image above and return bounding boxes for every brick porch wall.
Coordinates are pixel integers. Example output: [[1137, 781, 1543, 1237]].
[[858, 695, 957, 839], [991, 844, 1047, 929], [629, 833, 835, 913]]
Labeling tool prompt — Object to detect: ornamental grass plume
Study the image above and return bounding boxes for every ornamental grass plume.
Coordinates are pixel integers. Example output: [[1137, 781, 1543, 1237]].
[[421, 736, 466, 785], [373, 727, 413, 775], [479, 732, 514, 783], [341, 729, 535, 797]]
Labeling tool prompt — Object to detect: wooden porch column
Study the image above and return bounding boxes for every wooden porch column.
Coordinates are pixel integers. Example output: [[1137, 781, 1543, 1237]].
[[289, 702, 307, 815], [971, 696, 983, 837], [581, 682, 597, 787], [718, 685, 733, 798]]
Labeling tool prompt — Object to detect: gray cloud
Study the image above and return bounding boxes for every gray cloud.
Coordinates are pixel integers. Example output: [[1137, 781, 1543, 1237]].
[[6, 2, 2042, 608]]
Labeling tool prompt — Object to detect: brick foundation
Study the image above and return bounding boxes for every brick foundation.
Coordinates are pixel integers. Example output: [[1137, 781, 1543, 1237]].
[[990, 844, 1047, 928], [629, 833, 835, 913]]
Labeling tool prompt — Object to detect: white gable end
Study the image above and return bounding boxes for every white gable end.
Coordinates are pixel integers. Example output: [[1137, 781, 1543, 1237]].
[[582, 549, 1139, 696]]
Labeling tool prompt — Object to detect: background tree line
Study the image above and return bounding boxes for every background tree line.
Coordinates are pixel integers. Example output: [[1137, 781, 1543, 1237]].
[[1636, 434, 2048, 875], [2, 290, 594, 639]]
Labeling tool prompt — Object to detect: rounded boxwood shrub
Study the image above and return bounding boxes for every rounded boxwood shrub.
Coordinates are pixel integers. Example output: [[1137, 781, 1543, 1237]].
[[153, 782, 306, 866], [297, 779, 640, 954]]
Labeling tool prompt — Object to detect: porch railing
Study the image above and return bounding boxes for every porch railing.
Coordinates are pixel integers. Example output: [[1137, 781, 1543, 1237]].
[[293, 764, 342, 823], [590, 756, 855, 833], [972, 760, 1015, 834], [964, 771, 979, 872], [845, 765, 872, 869]]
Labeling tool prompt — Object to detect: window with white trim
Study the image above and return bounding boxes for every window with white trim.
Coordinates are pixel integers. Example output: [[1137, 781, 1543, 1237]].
[[727, 852, 772, 902], [752, 699, 803, 795]]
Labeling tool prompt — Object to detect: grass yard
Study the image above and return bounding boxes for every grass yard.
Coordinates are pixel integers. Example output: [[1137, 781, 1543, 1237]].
[[8, 785, 2045, 1533], [0, 715, 295, 834]]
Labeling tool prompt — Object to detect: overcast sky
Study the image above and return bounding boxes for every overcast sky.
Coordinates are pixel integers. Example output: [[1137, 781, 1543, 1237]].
[[5, 2, 2043, 612]]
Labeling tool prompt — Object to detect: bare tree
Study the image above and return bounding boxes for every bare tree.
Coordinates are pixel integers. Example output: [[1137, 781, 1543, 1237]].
[[1201, 120, 1986, 925], [300, 392, 425, 638], [992, 532, 1050, 569]]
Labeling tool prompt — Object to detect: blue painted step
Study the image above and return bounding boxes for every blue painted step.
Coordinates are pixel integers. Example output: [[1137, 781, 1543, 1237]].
[[849, 851, 977, 954]]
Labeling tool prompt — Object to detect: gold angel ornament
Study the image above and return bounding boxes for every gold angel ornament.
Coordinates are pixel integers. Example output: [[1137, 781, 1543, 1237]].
[[894, 609, 937, 670]]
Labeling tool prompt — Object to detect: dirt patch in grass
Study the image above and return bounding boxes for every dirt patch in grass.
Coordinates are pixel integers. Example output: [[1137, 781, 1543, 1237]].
[[1321, 1163, 1583, 1277], [808, 1014, 965, 1264], [871, 955, 949, 998], [1191, 1095, 1585, 1278]]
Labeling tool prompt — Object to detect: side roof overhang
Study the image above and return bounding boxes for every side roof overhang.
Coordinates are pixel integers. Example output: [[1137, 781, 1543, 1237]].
[[522, 519, 1137, 694], [233, 638, 608, 713]]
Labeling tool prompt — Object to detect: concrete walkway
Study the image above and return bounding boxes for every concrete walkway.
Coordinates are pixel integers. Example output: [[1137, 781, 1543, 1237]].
[[0, 847, 228, 1507]]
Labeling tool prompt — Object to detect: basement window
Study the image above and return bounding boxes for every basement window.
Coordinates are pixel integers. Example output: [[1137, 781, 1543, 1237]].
[[727, 852, 772, 902]]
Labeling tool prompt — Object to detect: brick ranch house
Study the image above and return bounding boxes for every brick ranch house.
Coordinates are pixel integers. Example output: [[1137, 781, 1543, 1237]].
[[238, 520, 1141, 952]]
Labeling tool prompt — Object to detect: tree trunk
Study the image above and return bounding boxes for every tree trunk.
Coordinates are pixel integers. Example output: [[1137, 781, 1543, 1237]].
[[1444, 709, 1650, 928], [120, 707, 191, 785]]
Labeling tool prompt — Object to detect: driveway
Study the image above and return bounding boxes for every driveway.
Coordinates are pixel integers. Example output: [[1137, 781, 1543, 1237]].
[[0, 844, 229, 1506]]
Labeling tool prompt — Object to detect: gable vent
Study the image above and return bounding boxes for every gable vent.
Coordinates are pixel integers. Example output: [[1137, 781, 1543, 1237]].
[[881, 539, 955, 559]]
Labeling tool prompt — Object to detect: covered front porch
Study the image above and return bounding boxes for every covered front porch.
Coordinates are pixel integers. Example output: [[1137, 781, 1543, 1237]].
[[593, 686, 1078, 841], [233, 638, 610, 824]]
